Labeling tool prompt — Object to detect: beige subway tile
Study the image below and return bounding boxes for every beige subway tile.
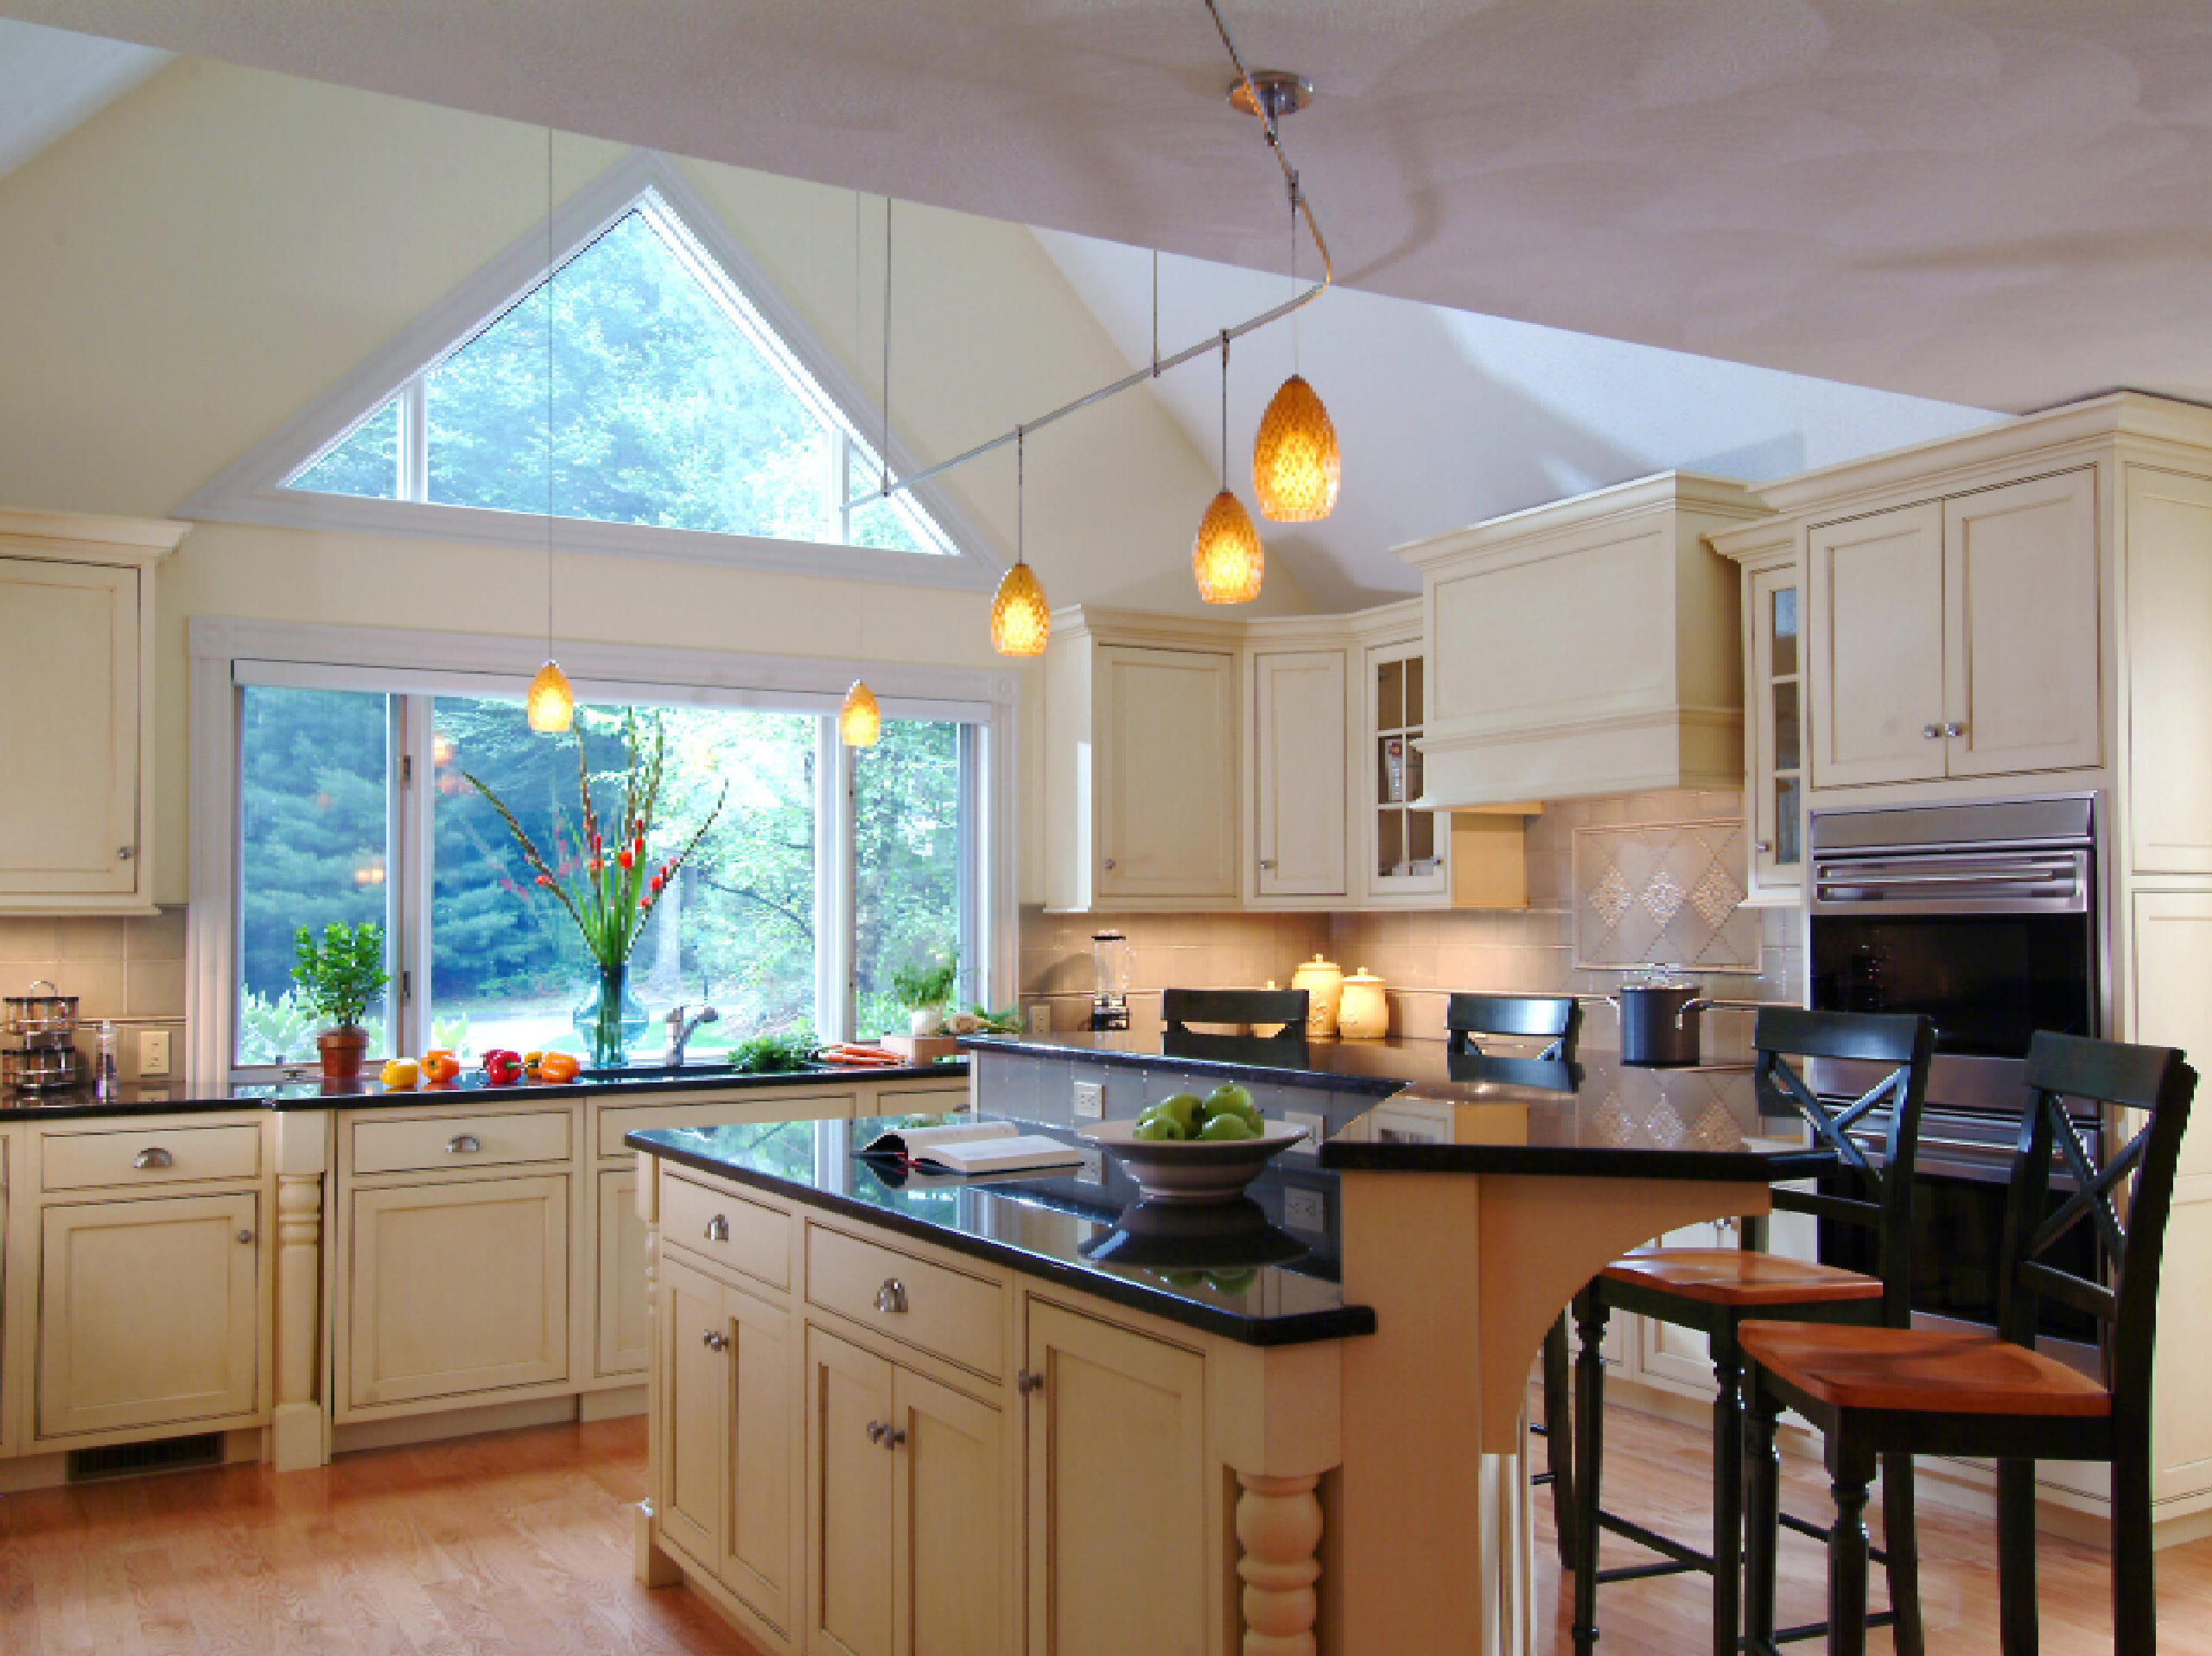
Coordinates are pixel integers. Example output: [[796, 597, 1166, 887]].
[[52, 959, 125, 1018], [58, 916, 129, 959], [125, 958, 189, 1018], [0, 958, 61, 999], [128, 906, 190, 961], [0, 917, 60, 959]]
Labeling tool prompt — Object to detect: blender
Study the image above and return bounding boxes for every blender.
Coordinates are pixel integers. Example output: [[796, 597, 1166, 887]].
[[1089, 931, 1131, 1031]]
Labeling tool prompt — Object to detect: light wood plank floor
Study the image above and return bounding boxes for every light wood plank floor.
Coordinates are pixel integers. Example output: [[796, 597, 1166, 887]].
[[3, 1410, 2210, 1653]]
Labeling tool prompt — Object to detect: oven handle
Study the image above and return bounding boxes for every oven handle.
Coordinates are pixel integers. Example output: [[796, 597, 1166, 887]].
[[1813, 851, 2088, 913], [1846, 1129, 2012, 1158]]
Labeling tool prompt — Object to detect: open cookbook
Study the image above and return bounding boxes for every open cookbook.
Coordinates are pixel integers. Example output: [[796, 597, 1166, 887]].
[[858, 1119, 1084, 1176]]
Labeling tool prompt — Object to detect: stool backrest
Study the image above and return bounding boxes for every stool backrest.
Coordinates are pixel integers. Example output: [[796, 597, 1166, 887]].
[[1445, 993, 1581, 1063], [2002, 1032, 2196, 1410], [1162, 987, 1309, 1039], [1751, 1007, 1936, 1328]]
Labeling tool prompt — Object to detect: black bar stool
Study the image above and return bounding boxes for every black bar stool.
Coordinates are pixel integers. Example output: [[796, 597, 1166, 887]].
[[1570, 1008, 1935, 1656], [1160, 987, 1307, 1037], [1444, 993, 1586, 1563], [1743, 1031, 2197, 1656]]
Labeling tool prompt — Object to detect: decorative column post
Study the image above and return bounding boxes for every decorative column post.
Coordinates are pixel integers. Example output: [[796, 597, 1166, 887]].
[[269, 1114, 331, 1472], [634, 1149, 682, 1586], [1236, 1472, 1325, 1656]]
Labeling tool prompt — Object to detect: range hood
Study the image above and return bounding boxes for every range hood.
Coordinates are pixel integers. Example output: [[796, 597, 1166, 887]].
[[1398, 473, 1770, 810]]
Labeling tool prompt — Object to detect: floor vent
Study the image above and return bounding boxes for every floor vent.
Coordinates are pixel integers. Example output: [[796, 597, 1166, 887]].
[[67, 1431, 224, 1483]]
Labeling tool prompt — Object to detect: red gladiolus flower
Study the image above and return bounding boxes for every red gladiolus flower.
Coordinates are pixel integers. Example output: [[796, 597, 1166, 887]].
[[536, 875, 554, 888], [650, 872, 664, 894], [618, 847, 634, 871]]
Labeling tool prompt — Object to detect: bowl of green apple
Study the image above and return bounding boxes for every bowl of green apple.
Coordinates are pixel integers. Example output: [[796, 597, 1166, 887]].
[[1079, 1082, 1309, 1204]]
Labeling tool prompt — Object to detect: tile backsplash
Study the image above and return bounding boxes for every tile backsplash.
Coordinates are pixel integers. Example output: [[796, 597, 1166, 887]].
[[0, 909, 189, 1079], [1018, 793, 1805, 1064]]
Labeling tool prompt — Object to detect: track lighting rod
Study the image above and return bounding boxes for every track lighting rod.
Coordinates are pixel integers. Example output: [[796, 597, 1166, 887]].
[[871, 0, 1332, 505]]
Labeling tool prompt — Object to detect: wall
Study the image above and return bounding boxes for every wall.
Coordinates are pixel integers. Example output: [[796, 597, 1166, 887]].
[[0, 912, 188, 1080], [1018, 790, 1806, 1062], [0, 55, 1316, 914]]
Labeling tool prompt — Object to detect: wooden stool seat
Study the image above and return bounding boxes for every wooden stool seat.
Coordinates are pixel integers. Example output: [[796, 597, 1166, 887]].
[[1602, 1247, 1885, 1308], [1740, 1322, 2113, 1418]]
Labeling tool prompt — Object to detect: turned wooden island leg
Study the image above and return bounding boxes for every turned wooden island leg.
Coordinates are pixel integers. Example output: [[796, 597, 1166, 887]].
[[632, 1151, 683, 1588], [270, 1114, 332, 1473], [1237, 1472, 1325, 1656]]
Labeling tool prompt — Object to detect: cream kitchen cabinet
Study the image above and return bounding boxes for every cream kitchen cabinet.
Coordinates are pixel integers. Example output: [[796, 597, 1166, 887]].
[[0, 510, 186, 912], [1251, 645, 1350, 901], [1023, 1299, 1207, 1656], [38, 1190, 261, 1439], [804, 1324, 1006, 1656], [1708, 518, 1808, 904], [1804, 470, 2100, 790], [1046, 615, 1242, 910]]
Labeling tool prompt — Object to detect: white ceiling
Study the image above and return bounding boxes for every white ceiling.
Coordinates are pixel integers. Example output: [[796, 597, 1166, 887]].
[[4, 0, 2212, 417], [0, 16, 163, 180]]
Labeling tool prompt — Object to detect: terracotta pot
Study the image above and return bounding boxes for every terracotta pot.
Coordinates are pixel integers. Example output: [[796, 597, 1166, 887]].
[[316, 1026, 370, 1081]]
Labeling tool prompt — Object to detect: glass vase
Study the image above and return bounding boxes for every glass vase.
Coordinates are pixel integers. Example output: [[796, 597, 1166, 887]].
[[575, 958, 648, 1069]]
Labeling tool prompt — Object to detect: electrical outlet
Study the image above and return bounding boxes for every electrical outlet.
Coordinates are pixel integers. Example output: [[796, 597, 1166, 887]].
[[138, 1028, 171, 1077], [1077, 1149, 1104, 1183], [1072, 1079, 1105, 1120], [1284, 1186, 1327, 1233], [1025, 1002, 1052, 1037], [1283, 1110, 1324, 1154]]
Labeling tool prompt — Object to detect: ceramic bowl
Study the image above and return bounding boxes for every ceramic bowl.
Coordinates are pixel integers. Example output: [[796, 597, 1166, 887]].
[[1078, 1118, 1309, 1204]]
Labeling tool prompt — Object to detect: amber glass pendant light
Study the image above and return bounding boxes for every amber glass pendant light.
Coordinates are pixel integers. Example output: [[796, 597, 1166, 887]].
[[1192, 332, 1263, 604], [839, 680, 880, 747], [528, 129, 573, 733], [991, 425, 1050, 656], [1253, 188, 1338, 522]]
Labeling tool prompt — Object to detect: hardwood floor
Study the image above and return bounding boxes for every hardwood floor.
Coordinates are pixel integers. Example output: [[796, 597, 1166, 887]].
[[3, 1408, 2210, 1653]]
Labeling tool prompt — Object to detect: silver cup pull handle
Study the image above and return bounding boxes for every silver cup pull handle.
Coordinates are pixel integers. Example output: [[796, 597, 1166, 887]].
[[134, 1147, 174, 1170], [875, 1278, 908, 1315], [705, 1214, 730, 1242], [446, 1133, 481, 1154]]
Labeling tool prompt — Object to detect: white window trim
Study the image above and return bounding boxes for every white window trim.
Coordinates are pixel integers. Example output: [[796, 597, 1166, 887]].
[[176, 149, 1005, 593], [188, 614, 1019, 1079]]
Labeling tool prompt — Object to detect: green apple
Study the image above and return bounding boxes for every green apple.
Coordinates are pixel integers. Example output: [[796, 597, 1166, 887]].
[[1205, 1082, 1255, 1115], [1153, 1092, 1204, 1133], [1131, 1115, 1184, 1141], [1205, 1268, 1259, 1295], [1198, 1112, 1258, 1141]]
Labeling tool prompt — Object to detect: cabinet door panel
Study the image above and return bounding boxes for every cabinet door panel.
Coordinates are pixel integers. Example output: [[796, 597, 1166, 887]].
[[893, 1367, 1005, 1656], [1942, 469, 2100, 777], [346, 1175, 569, 1410], [2123, 467, 2212, 873], [658, 1253, 728, 1570], [1808, 504, 1945, 788], [724, 1284, 796, 1636], [808, 1327, 896, 1656], [1254, 648, 1348, 898], [1025, 1302, 1206, 1656], [0, 557, 139, 895], [39, 1191, 258, 1437], [597, 1167, 650, 1378], [1095, 645, 1238, 901]]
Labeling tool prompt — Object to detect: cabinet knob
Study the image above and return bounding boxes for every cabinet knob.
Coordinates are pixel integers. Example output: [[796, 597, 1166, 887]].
[[883, 1425, 907, 1450], [1944, 722, 1965, 739], [1258, 859, 1274, 870], [117, 846, 134, 861], [867, 1420, 887, 1444], [237, 1228, 256, 1245], [446, 1133, 481, 1154], [133, 1147, 174, 1170], [1922, 724, 1942, 739], [1103, 858, 1116, 870], [704, 1214, 730, 1242], [874, 1278, 908, 1315], [1752, 841, 1772, 854], [702, 1329, 728, 1352], [1016, 1367, 1046, 1396]]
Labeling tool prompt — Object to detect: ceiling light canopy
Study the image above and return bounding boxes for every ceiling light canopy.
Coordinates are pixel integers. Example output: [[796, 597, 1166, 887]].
[[840, 679, 880, 747], [1253, 373, 1340, 522]]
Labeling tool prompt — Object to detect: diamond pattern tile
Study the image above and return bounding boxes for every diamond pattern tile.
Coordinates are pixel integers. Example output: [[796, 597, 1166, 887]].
[[1690, 865, 1742, 930], [1591, 1092, 1633, 1147], [1692, 1101, 1740, 1152], [1643, 871, 1687, 925], [1588, 867, 1632, 932], [1573, 817, 1762, 974], [1644, 1101, 1688, 1149]]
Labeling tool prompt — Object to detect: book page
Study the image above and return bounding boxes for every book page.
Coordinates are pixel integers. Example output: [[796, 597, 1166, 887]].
[[860, 1119, 1014, 1157]]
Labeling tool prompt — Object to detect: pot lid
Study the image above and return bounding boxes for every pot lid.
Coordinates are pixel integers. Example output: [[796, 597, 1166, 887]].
[[1342, 967, 1385, 986]]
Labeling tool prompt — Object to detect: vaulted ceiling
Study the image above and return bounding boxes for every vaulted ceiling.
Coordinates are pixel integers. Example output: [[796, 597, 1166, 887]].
[[7, 0, 2212, 419]]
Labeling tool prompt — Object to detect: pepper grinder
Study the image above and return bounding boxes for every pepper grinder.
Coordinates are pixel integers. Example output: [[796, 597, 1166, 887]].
[[93, 1018, 119, 1099]]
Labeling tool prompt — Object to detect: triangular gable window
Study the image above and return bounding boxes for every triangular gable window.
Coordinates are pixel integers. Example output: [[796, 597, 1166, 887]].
[[182, 151, 991, 587]]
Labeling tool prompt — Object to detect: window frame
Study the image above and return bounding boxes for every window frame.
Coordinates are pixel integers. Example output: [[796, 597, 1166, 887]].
[[175, 149, 1005, 594], [189, 616, 1016, 1081]]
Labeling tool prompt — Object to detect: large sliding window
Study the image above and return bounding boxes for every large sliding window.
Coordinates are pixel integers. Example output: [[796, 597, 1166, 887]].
[[231, 676, 985, 1073]]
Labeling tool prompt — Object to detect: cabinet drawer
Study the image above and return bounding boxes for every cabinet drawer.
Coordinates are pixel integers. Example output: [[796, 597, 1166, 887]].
[[662, 1172, 791, 1292], [596, 1089, 854, 1158], [352, 1110, 571, 1176], [42, 1122, 261, 1191], [805, 1222, 1004, 1380]]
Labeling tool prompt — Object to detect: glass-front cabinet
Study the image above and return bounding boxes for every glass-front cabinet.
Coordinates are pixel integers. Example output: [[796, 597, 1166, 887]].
[[1362, 638, 1448, 903], [1746, 563, 1807, 904]]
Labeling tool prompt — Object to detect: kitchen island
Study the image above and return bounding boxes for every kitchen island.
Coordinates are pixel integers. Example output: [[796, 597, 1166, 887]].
[[627, 1034, 1832, 1656]]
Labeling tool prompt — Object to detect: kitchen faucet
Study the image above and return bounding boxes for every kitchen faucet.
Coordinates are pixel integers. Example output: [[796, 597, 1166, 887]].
[[663, 1002, 719, 1066]]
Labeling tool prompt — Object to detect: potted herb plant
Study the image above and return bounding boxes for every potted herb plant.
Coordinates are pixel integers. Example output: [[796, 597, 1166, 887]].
[[890, 956, 959, 1037], [291, 920, 390, 1080]]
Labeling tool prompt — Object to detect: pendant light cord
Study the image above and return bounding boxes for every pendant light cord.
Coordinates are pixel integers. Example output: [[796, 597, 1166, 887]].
[[1151, 250, 1160, 378], [1217, 330, 1230, 490], [880, 196, 893, 498], [1015, 424, 1025, 565], [544, 127, 556, 657]]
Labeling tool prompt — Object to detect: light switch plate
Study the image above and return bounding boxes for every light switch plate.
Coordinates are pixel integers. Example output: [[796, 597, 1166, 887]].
[[1072, 1079, 1105, 1120], [138, 1028, 171, 1077], [1285, 1186, 1327, 1233], [1283, 1110, 1324, 1155]]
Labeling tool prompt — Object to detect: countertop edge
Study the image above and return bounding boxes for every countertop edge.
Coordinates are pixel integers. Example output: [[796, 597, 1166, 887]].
[[628, 1128, 1376, 1348], [957, 1034, 1404, 1097], [1319, 1144, 1839, 1179]]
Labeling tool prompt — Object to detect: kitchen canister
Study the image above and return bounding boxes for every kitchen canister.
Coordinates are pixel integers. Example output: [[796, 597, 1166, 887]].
[[1290, 954, 1344, 1037], [1336, 968, 1389, 1040]]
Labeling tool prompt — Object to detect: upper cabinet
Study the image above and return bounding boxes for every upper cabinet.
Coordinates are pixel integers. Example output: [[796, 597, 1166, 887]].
[[1395, 473, 1770, 809], [0, 509, 186, 913], [1803, 472, 2100, 789], [1708, 519, 1807, 906], [1251, 644, 1350, 901]]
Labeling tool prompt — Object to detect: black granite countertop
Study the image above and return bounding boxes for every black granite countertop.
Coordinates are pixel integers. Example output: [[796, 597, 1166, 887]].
[[957, 1029, 1464, 1095], [628, 1113, 1372, 1348], [0, 1058, 966, 1122]]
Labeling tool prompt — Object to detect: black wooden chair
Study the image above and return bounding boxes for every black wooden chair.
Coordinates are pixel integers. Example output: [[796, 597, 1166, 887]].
[[1160, 987, 1308, 1038], [1742, 1031, 2197, 1656], [1444, 993, 1586, 1563], [1570, 1007, 1936, 1656]]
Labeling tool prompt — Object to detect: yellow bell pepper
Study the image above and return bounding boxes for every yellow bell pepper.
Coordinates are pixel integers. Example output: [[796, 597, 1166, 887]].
[[380, 1057, 420, 1090]]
